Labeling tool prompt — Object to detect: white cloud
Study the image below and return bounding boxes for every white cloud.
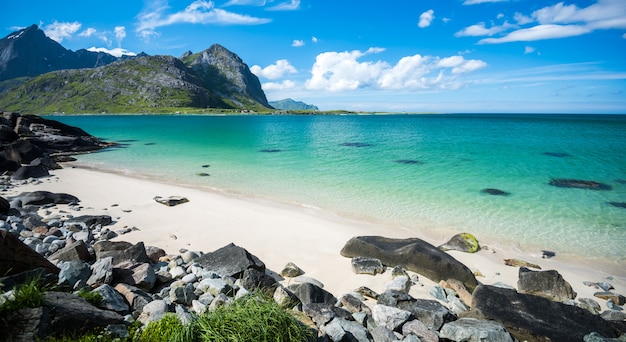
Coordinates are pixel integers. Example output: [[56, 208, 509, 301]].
[[524, 46, 536, 54], [79, 28, 97, 37], [262, 80, 296, 91], [292, 39, 305, 47], [223, 0, 266, 6], [136, 0, 271, 40], [466, 0, 626, 43], [312, 36, 319, 43], [267, 0, 300, 11], [463, 0, 508, 4], [623, 32, 626, 38], [250, 59, 297, 79], [442, 18, 451, 24], [43, 21, 81, 42], [418, 10, 435, 28], [114, 26, 126, 46], [87, 47, 137, 58], [455, 22, 514, 37], [305, 48, 487, 92]]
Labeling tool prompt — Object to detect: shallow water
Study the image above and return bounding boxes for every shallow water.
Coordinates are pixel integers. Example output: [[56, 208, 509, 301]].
[[49, 114, 626, 264]]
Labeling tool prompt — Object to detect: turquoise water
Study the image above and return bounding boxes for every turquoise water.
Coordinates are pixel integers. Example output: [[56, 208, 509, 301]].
[[49, 114, 626, 264]]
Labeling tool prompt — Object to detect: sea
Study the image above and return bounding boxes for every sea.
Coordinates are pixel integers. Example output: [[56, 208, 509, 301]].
[[47, 114, 626, 269]]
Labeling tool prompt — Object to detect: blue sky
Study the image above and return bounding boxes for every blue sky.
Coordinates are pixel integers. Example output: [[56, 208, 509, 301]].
[[2, 0, 625, 113]]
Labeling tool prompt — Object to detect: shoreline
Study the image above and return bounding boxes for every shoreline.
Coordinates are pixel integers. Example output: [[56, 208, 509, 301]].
[[8, 164, 625, 310]]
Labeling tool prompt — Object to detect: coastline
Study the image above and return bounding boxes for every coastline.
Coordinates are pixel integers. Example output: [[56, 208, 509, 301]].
[[9, 163, 625, 311]]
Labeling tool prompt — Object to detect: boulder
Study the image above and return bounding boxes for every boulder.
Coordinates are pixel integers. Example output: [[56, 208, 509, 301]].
[[438, 233, 480, 253], [153, 196, 189, 206], [350, 256, 385, 275], [4, 139, 43, 164], [0, 155, 19, 173], [372, 304, 413, 331], [87, 256, 114, 286], [48, 239, 92, 263], [322, 317, 371, 342], [288, 282, 337, 306], [57, 260, 90, 289], [113, 262, 156, 291], [0, 231, 59, 276], [340, 236, 478, 291], [93, 241, 150, 265], [65, 215, 113, 229], [517, 267, 576, 302], [280, 262, 305, 278], [94, 284, 130, 314], [196, 243, 265, 278], [0, 196, 10, 215], [481, 188, 510, 196], [337, 293, 371, 315], [240, 268, 278, 296], [594, 292, 626, 305], [377, 290, 454, 331], [303, 303, 353, 326], [465, 284, 623, 341], [9, 191, 79, 207], [402, 319, 439, 342], [439, 318, 515, 342], [11, 165, 49, 180]]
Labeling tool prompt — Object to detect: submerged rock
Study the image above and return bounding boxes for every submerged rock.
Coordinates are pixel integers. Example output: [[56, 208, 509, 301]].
[[258, 148, 282, 153], [394, 159, 423, 165], [549, 178, 612, 190], [481, 188, 510, 196], [608, 202, 626, 209], [543, 152, 572, 158], [438, 233, 480, 253], [339, 142, 372, 147]]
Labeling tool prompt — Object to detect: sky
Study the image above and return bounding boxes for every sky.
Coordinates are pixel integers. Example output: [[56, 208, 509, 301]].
[[2, 0, 626, 113]]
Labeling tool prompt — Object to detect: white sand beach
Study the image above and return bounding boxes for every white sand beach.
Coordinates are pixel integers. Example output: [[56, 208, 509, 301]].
[[9, 165, 626, 309]]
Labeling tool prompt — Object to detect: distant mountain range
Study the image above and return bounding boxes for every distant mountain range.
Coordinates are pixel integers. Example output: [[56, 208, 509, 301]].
[[0, 25, 273, 113], [269, 98, 319, 111]]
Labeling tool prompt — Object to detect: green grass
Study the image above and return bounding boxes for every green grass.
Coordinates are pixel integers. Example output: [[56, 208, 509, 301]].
[[195, 295, 314, 342], [76, 288, 103, 307], [0, 276, 46, 317], [136, 314, 195, 342]]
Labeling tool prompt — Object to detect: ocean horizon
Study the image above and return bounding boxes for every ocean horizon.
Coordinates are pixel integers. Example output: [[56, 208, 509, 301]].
[[49, 113, 626, 270]]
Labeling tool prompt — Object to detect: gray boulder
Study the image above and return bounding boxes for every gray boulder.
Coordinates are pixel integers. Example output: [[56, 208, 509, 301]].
[[517, 267, 576, 302], [114, 262, 156, 291], [280, 262, 304, 278], [322, 317, 371, 342], [402, 320, 439, 342], [465, 284, 623, 341], [372, 304, 413, 331], [288, 282, 337, 306], [378, 290, 454, 331], [93, 241, 150, 265], [351, 256, 385, 275], [11, 165, 50, 180], [0, 230, 59, 276], [48, 239, 92, 263], [439, 318, 514, 342], [94, 284, 130, 314], [340, 236, 478, 291], [65, 215, 113, 229], [57, 260, 90, 289], [87, 256, 114, 286], [114, 283, 153, 313], [240, 268, 278, 296], [196, 243, 265, 278], [303, 303, 353, 326], [139, 299, 169, 323], [370, 326, 399, 342]]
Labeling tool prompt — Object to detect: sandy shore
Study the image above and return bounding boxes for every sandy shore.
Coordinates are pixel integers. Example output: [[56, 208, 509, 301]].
[[8, 165, 625, 309]]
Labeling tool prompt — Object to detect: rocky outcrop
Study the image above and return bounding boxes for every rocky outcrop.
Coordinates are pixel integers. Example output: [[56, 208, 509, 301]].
[[341, 236, 479, 291], [517, 267, 576, 302]]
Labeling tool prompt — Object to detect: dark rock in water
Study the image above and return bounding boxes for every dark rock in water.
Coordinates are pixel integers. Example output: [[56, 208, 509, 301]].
[[144, 142, 156, 146], [0, 231, 60, 276], [615, 179, 626, 184], [608, 202, 626, 209], [394, 159, 423, 165], [340, 142, 372, 147], [517, 267, 576, 302], [549, 178, 612, 190], [465, 285, 623, 341], [196, 172, 210, 177], [259, 148, 282, 153], [201, 164, 210, 168], [196, 243, 265, 278], [438, 233, 480, 253], [11, 165, 50, 180], [481, 188, 510, 196], [341, 236, 478, 291], [543, 152, 571, 158]]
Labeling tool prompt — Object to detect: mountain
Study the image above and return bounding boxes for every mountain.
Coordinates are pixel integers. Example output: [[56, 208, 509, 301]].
[[0, 25, 118, 82], [0, 46, 272, 113], [269, 98, 319, 111], [182, 44, 271, 109]]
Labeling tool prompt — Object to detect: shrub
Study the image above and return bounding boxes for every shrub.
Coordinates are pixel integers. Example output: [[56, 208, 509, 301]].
[[137, 314, 195, 342]]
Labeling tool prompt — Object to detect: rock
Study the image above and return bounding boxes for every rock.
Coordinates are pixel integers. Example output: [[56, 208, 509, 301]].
[[94, 284, 130, 314], [594, 292, 626, 305], [303, 303, 353, 326], [144, 246, 166, 263], [543, 152, 572, 158], [394, 159, 423, 165], [481, 188, 510, 196], [517, 267, 576, 302], [288, 282, 337, 306], [378, 290, 454, 331], [196, 243, 265, 278], [338, 293, 371, 315], [601, 310, 626, 321], [293, 275, 325, 288], [139, 299, 169, 323], [0, 155, 19, 173], [597, 282, 614, 291], [273, 286, 299, 308], [549, 178, 612, 190], [440, 279, 473, 308], [93, 240, 150, 265], [169, 283, 197, 305], [402, 319, 439, 342], [438, 233, 480, 253], [181, 250, 200, 263], [114, 283, 153, 313], [0, 230, 59, 276], [48, 239, 92, 263], [465, 284, 622, 341], [4, 139, 43, 164], [429, 285, 448, 302], [504, 258, 541, 269], [65, 215, 113, 229], [57, 260, 90, 289], [370, 326, 399, 342], [153, 196, 189, 206], [341, 236, 478, 291], [351, 256, 385, 275], [608, 202, 626, 209], [372, 304, 413, 331], [9, 191, 79, 207], [240, 268, 278, 296], [439, 317, 514, 342], [385, 275, 411, 293], [584, 331, 626, 342], [280, 262, 305, 278], [0, 196, 10, 215], [114, 262, 156, 291], [355, 286, 379, 300], [578, 298, 602, 314]]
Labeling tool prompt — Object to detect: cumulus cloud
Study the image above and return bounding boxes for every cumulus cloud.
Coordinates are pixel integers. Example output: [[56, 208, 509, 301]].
[[460, 0, 626, 43], [267, 0, 300, 11], [463, 0, 508, 4], [87, 47, 137, 58], [114, 26, 126, 46], [312, 36, 319, 43], [44, 21, 81, 42], [250, 59, 297, 79], [79, 28, 97, 37], [524, 46, 536, 54], [223, 0, 266, 6], [418, 10, 435, 28], [262, 80, 296, 91], [305, 48, 487, 92], [136, 0, 271, 40], [292, 39, 305, 47]]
